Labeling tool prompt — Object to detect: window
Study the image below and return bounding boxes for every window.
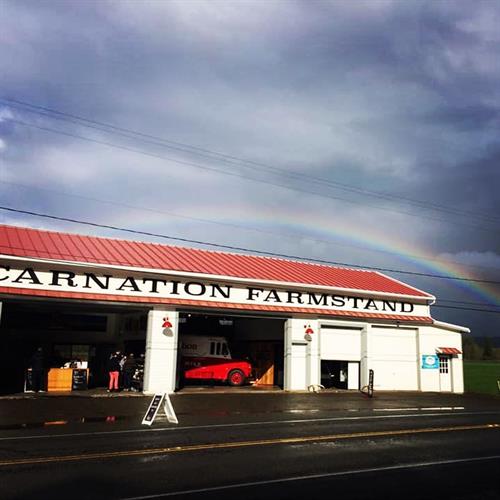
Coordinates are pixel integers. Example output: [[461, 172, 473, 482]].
[[439, 357, 449, 374], [210, 342, 228, 356]]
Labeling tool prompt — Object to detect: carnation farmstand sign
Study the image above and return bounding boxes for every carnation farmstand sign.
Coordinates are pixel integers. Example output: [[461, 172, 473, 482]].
[[0, 264, 425, 317]]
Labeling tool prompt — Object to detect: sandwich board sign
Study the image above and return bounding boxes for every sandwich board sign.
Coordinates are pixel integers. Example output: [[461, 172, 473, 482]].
[[164, 393, 178, 424], [367, 369, 374, 398], [142, 393, 178, 426]]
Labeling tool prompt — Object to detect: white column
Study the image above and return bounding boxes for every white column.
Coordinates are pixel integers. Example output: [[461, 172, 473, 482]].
[[306, 320, 320, 388], [284, 318, 319, 390], [451, 355, 464, 393], [143, 308, 178, 394], [452, 332, 464, 393], [415, 327, 422, 391], [360, 324, 373, 389]]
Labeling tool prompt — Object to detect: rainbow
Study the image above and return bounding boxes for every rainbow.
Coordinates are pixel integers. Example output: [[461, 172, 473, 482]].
[[116, 205, 500, 306]]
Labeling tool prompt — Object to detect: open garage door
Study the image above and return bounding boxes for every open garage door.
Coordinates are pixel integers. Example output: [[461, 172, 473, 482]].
[[0, 299, 148, 394], [320, 325, 362, 390], [177, 312, 285, 390], [370, 326, 419, 390]]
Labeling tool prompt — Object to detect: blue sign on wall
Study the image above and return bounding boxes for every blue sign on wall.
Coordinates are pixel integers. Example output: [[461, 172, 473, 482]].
[[421, 355, 439, 369]]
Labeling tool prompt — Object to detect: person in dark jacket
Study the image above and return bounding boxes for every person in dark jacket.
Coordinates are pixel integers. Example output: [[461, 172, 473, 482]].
[[122, 354, 137, 392], [134, 353, 145, 392], [106, 353, 121, 392], [29, 347, 46, 393]]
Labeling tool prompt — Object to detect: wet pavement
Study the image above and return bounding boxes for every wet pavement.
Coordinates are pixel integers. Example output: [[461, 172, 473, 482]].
[[1, 389, 499, 499], [0, 388, 498, 429]]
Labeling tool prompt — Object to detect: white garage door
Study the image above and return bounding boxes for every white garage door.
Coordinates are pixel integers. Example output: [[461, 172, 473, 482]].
[[320, 326, 362, 361], [370, 327, 418, 390]]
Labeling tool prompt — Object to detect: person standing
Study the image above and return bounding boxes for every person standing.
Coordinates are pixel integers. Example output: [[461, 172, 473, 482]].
[[106, 353, 121, 392], [29, 347, 46, 393], [122, 354, 137, 392], [135, 353, 145, 391], [117, 351, 125, 389]]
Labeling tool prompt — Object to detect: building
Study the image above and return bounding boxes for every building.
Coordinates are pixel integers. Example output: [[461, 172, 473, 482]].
[[0, 224, 467, 395]]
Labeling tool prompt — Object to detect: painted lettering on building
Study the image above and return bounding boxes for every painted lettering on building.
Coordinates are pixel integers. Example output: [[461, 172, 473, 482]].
[[0, 264, 423, 315]]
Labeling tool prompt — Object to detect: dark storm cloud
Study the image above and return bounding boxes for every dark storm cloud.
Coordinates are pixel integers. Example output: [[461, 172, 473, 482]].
[[0, 0, 499, 331], [424, 104, 500, 131]]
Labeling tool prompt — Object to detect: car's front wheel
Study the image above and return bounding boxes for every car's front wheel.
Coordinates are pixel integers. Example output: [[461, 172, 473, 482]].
[[227, 369, 245, 387]]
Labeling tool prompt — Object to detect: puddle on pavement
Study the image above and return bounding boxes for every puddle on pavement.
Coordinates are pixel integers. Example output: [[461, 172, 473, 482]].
[[0, 407, 328, 430], [0, 415, 131, 430]]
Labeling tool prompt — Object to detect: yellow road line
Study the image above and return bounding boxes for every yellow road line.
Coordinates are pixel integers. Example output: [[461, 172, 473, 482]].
[[1, 423, 498, 467]]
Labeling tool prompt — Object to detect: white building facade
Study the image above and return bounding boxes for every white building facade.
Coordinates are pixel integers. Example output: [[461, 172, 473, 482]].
[[0, 225, 467, 395]]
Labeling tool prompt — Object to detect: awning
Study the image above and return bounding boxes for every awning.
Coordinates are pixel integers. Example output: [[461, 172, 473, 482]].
[[436, 347, 462, 355]]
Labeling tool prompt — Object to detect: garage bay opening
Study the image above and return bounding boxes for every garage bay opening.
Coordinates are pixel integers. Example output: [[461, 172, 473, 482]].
[[0, 299, 148, 395], [177, 312, 285, 390]]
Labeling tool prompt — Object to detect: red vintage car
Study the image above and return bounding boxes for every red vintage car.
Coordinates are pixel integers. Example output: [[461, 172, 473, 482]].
[[180, 335, 252, 386]]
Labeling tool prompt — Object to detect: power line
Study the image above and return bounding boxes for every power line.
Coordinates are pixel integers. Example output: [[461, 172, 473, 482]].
[[5, 118, 498, 234], [4, 179, 499, 274], [4, 96, 499, 225], [439, 298, 500, 308], [433, 305, 500, 314], [1, 205, 499, 286]]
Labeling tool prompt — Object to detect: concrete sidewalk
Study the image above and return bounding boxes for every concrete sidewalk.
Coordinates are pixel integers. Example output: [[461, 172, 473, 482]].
[[1, 389, 499, 428]]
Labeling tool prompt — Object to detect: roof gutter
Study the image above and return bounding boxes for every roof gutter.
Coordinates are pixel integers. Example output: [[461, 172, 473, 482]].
[[433, 319, 471, 334]]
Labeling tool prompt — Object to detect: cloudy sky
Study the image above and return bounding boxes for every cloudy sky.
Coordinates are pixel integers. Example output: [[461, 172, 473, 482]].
[[0, 0, 499, 336]]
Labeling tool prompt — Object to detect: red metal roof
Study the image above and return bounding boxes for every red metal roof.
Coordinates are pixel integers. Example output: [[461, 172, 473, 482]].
[[0, 225, 432, 298]]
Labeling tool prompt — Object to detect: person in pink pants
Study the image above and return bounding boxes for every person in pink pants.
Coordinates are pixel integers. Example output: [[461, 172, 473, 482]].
[[106, 353, 121, 392]]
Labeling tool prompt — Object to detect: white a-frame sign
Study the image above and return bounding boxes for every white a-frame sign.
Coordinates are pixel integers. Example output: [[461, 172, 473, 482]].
[[142, 393, 178, 426]]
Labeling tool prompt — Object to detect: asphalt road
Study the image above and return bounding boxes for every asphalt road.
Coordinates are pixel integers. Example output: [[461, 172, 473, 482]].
[[1, 393, 499, 499]]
